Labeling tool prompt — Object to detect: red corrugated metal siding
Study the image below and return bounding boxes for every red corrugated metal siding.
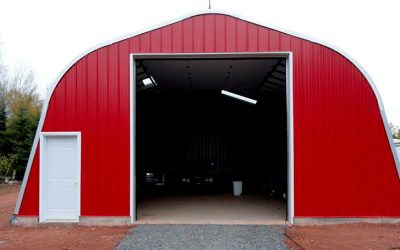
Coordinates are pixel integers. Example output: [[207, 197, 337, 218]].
[[18, 14, 400, 217]]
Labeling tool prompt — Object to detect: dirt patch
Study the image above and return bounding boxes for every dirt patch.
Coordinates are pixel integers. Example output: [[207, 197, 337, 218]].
[[285, 223, 400, 250], [0, 225, 130, 250], [0, 184, 20, 227], [0, 185, 130, 249]]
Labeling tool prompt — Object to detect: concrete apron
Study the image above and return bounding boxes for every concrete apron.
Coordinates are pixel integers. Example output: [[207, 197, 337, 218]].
[[136, 194, 287, 225]]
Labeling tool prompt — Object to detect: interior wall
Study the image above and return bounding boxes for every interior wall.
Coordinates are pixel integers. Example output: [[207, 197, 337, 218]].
[[136, 89, 287, 195]]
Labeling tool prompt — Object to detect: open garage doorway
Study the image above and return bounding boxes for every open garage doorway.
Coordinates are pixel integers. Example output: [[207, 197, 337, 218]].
[[130, 53, 294, 224]]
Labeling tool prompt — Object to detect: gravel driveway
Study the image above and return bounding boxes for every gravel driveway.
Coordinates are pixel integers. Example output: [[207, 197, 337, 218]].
[[117, 224, 288, 250]]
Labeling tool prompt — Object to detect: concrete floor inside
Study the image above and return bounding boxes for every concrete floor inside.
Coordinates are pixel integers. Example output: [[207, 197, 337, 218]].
[[136, 194, 286, 225]]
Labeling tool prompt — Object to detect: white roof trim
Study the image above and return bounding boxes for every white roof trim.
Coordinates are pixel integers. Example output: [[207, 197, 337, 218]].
[[14, 9, 400, 214]]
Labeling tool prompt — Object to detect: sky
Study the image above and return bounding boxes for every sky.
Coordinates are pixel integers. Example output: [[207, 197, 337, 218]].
[[0, 0, 399, 125]]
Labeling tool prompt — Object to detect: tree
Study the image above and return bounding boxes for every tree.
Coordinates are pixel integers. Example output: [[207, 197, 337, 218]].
[[0, 49, 13, 176], [0, 48, 8, 156], [3, 66, 41, 179], [6, 105, 38, 178], [0, 42, 8, 87], [0, 95, 6, 131], [0, 93, 7, 155], [0, 46, 42, 179], [6, 64, 41, 120]]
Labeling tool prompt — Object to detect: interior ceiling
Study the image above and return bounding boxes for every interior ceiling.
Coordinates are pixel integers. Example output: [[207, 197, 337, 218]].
[[136, 58, 286, 97]]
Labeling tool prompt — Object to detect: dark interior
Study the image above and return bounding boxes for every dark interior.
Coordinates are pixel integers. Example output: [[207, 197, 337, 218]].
[[135, 57, 287, 203]]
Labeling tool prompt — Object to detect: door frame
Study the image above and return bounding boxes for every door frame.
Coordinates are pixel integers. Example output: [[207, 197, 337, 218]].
[[129, 52, 294, 224], [39, 132, 81, 223]]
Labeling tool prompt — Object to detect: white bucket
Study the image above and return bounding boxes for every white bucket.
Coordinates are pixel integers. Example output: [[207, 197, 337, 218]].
[[233, 181, 242, 196]]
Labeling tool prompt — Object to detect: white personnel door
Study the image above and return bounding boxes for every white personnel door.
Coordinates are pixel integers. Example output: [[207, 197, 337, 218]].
[[40, 133, 80, 222]]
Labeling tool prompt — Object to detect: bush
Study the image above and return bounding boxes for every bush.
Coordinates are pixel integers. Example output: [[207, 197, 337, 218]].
[[0, 154, 15, 177]]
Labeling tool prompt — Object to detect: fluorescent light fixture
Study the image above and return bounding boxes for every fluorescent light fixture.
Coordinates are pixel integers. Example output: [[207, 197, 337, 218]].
[[221, 90, 257, 104], [142, 76, 156, 86]]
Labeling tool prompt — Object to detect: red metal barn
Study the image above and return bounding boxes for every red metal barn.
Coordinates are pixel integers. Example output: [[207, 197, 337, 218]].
[[14, 11, 400, 225]]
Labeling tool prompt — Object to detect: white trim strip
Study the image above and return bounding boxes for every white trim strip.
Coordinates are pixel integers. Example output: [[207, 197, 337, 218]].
[[287, 52, 294, 224], [129, 55, 135, 223], [14, 9, 400, 215]]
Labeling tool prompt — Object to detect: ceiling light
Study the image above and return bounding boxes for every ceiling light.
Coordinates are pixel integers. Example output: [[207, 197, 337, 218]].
[[221, 90, 257, 104], [142, 76, 155, 86]]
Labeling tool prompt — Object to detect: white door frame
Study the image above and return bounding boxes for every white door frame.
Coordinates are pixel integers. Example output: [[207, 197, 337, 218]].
[[39, 132, 81, 223], [129, 52, 294, 224]]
